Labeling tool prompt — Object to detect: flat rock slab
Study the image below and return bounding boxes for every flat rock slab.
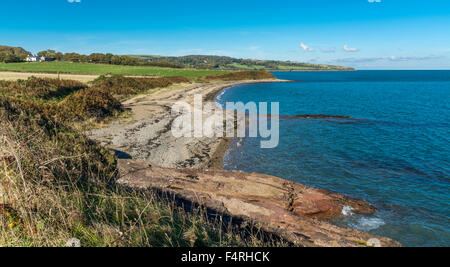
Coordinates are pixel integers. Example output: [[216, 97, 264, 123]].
[[117, 159, 401, 247]]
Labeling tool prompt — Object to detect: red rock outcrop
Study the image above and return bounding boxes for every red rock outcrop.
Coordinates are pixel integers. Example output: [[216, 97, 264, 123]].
[[117, 159, 401, 247]]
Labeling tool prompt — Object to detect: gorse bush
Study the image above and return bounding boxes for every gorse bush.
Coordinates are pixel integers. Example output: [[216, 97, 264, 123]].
[[0, 96, 58, 124], [62, 88, 123, 121], [0, 97, 117, 186], [0, 77, 122, 122], [0, 77, 87, 100], [204, 71, 275, 81], [91, 74, 191, 96], [0, 75, 193, 123]]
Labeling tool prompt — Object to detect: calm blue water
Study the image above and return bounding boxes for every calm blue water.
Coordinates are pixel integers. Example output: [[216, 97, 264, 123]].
[[217, 70, 450, 247]]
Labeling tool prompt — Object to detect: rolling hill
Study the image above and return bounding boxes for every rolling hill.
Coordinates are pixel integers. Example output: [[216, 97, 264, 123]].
[[130, 54, 354, 71]]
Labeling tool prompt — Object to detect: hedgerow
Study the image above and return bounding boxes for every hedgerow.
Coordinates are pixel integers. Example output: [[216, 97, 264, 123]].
[[204, 70, 275, 81]]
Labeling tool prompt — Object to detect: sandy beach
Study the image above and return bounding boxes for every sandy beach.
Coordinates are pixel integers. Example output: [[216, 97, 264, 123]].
[[87, 79, 284, 169]]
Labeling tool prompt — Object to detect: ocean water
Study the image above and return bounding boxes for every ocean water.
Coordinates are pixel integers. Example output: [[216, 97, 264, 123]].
[[216, 70, 450, 247]]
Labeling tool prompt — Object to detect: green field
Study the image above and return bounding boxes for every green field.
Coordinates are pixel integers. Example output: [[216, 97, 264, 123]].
[[0, 62, 231, 78]]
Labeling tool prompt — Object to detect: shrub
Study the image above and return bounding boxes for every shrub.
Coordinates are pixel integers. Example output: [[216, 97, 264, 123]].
[[91, 75, 191, 96], [61, 87, 123, 121], [0, 77, 87, 100], [204, 70, 275, 81], [0, 89, 122, 124], [0, 97, 117, 186]]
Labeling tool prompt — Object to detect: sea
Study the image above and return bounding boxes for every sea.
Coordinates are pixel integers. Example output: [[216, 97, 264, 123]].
[[216, 70, 450, 247]]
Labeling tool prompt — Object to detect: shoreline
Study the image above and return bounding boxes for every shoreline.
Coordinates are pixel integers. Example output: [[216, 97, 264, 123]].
[[87, 78, 401, 247], [269, 69, 356, 72], [87, 79, 286, 169], [203, 79, 291, 169]]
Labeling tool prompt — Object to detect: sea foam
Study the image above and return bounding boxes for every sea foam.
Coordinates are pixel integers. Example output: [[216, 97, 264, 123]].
[[351, 217, 386, 231], [342, 206, 354, 216]]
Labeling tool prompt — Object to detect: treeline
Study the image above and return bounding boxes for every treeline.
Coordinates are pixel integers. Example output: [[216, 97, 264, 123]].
[[131, 54, 354, 71], [1, 45, 353, 70], [37, 49, 183, 68], [0, 45, 30, 63], [0, 46, 183, 68]]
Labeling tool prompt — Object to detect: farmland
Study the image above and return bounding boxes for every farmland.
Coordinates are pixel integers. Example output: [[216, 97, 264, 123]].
[[0, 62, 231, 79]]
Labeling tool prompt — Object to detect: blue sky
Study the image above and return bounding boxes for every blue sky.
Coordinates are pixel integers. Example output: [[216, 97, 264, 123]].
[[1, 0, 449, 69]]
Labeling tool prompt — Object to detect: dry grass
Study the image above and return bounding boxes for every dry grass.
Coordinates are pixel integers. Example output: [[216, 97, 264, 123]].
[[0, 99, 284, 247], [0, 75, 287, 247]]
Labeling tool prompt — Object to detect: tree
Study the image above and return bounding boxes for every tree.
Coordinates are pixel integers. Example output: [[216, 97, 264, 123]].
[[89, 53, 106, 63], [3, 54, 21, 63], [64, 52, 82, 62], [54, 52, 64, 61]]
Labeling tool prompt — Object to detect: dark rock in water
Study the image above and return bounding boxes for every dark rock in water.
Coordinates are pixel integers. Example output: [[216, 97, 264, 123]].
[[116, 159, 401, 247], [287, 114, 354, 119]]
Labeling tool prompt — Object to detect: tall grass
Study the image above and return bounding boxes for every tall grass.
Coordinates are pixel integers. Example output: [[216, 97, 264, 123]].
[[0, 97, 285, 247], [0, 76, 287, 247]]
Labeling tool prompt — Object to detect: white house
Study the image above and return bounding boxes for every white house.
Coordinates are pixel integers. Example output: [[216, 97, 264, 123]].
[[39, 56, 54, 62], [26, 55, 40, 62]]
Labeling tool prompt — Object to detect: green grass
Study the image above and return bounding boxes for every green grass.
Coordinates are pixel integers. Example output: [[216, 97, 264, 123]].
[[0, 62, 231, 78]]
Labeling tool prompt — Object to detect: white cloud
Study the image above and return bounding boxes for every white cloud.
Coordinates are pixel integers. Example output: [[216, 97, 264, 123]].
[[68, 0, 81, 3], [368, 0, 381, 3], [300, 42, 314, 52], [343, 45, 359, 52]]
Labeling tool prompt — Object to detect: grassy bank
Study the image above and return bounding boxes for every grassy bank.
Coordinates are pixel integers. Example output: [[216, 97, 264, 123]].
[[0, 62, 231, 78], [0, 72, 283, 247]]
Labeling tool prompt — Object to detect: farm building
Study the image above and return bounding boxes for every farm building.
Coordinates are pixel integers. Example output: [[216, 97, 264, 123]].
[[26, 55, 40, 62]]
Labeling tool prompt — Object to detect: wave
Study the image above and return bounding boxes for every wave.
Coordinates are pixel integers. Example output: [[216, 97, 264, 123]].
[[350, 217, 386, 231]]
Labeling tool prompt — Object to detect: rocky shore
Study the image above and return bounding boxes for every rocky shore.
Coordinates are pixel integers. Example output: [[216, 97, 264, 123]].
[[87, 79, 401, 247]]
